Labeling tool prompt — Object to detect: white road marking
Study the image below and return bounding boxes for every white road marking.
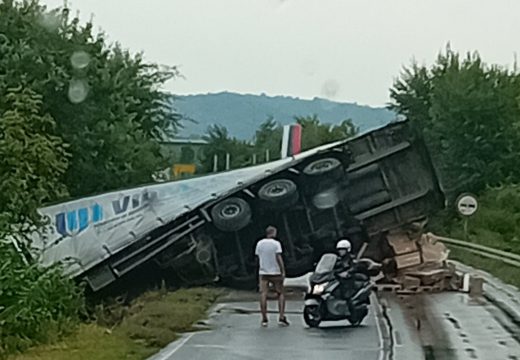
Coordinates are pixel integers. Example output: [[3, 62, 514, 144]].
[[192, 344, 228, 349], [150, 333, 196, 360], [371, 293, 388, 360]]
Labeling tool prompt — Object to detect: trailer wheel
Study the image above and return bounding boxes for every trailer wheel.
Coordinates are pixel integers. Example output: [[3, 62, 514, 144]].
[[303, 157, 344, 180], [211, 197, 251, 232], [258, 179, 299, 208]]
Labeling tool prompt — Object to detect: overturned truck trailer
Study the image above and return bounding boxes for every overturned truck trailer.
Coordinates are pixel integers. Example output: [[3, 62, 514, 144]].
[[31, 120, 445, 291]]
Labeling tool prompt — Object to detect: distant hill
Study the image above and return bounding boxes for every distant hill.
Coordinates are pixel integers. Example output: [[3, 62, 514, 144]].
[[171, 92, 395, 140]]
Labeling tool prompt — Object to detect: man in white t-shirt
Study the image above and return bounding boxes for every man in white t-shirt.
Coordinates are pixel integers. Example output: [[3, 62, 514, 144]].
[[255, 225, 289, 327]]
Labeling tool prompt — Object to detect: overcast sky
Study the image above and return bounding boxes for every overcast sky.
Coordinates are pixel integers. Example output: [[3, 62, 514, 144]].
[[41, 0, 520, 106]]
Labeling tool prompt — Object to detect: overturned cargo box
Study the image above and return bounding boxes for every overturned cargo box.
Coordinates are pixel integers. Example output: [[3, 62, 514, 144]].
[[29, 120, 445, 292]]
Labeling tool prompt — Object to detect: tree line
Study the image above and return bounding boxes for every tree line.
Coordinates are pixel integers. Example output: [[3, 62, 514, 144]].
[[390, 47, 520, 199], [200, 115, 359, 172], [0, 1, 180, 355]]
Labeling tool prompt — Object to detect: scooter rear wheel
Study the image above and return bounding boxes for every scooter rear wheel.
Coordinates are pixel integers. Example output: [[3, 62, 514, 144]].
[[303, 305, 322, 328]]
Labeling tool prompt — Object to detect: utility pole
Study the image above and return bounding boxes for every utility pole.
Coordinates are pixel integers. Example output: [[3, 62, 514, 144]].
[[225, 153, 230, 170], [213, 154, 218, 172]]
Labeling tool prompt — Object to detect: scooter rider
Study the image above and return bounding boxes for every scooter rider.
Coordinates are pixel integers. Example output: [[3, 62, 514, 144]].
[[334, 239, 369, 298], [335, 239, 354, 273]]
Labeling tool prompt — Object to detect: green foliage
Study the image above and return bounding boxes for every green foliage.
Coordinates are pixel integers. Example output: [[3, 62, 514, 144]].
[[431, 184, 520, 254], [0, 0, 181, 355], [11, 324, 156, 360], [466, 185, 520, 252], [118, 288, 220, 348], [179, 146, 195, 163], [390, 48, 520, 197], [295, 115, 359, 151], [0, 0, 181, 197], [0, 83, 83, 359], [0, 86, 68, 238], [200, 115, 359, 172], [429, 184, 520, 290], [201, 125, 254, 172], [10, 288, 221, 360], [253, 116, 283, 162], [0, 242, 84, 357]]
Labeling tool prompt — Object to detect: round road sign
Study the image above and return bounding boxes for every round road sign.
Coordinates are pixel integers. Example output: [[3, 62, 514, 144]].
[[456, 194, 478, 216]]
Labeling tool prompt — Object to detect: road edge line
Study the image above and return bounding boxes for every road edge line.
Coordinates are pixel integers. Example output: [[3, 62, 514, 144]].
[[372, 292, 393, 360], [148, 333, 196, 360]]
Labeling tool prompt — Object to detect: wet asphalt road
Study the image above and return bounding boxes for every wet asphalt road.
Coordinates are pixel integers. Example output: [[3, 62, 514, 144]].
[[149, 299, 383, 360]]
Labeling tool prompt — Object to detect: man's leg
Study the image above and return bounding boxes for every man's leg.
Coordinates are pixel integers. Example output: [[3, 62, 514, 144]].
[[259, 276, 269, 326], [274, 277, 289, 326]]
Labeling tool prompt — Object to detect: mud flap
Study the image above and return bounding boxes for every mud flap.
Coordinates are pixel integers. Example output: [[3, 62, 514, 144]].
[[304, 298, 321, 307]]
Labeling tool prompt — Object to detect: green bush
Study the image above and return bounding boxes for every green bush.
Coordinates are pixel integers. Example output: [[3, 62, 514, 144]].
[[431, 184, 520, 253], [0, 243, 84, 357]]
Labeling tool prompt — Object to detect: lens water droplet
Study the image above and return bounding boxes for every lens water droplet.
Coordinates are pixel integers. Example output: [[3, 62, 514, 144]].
[[68, 79, 89, 104], [70, 51, 91, 70], [38, 11, 60, 32]]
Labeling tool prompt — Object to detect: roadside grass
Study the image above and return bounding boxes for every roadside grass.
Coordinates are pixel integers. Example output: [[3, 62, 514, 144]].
[[430, 185, 520, 254], [428, 185, 520, 289], [449, 247, 520, 289], [10, 324, 154, 360], [117, 288, 221, 348], [10, 287, 222, 360]]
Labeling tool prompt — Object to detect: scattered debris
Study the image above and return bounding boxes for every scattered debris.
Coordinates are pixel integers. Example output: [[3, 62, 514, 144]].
[[379, 228, 464, 293]]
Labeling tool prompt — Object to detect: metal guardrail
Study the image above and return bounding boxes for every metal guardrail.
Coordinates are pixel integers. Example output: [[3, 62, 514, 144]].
[[431, 234, 520, 268]]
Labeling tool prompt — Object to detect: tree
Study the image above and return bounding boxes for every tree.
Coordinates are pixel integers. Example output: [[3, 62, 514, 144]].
[[180, 146, 195, 163], [0, 86, 68, 240], [201, 125, 253, 172], [253, 116, 283, 162], [295, 115, 359, 150], [0, 85, 83, 356], [253, 115, 359, 161], [0, 1, 181, 352], [199, 116, 359, 174], [0, 0, 181, 197], [390, 48, 520, 196]]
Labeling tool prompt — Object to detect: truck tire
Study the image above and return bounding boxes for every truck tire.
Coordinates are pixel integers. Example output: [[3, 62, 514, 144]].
[[302, 157, 345, 195], [258, 179, 299, 209], [211, 197, 251, 232], [303, 157, 344, 180]]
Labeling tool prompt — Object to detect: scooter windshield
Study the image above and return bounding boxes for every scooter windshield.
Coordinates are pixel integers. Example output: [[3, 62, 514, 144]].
[[315, 253, 338, 274]]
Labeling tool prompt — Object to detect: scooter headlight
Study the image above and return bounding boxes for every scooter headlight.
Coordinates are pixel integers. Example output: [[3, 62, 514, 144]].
[[312, 282, 328, 295]]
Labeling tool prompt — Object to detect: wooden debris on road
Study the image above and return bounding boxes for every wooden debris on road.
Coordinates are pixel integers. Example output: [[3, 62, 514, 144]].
[[381, 222, 459, 292]]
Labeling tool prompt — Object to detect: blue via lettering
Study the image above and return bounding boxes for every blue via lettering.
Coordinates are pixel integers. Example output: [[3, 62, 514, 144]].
[[56, 204, 103, 237], [112, 191, 157, 215]]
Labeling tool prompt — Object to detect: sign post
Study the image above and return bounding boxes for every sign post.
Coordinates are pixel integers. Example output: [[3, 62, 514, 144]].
[[456, 193, 478, 240]]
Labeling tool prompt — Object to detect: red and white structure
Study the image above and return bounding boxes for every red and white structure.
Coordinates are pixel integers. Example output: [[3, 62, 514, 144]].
[[281, 123, 302, 159]]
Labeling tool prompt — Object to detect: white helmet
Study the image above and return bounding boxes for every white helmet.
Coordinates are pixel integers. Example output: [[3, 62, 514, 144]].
[[336, 239, 352, 252]]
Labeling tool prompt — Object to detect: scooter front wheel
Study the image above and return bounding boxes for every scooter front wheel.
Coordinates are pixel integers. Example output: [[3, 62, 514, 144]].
[[303, 305, 322, 328]]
